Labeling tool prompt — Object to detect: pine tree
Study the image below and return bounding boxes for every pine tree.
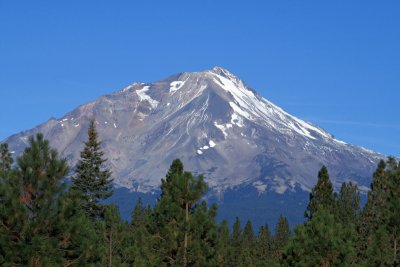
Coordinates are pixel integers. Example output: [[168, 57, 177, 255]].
[[101, 204, 127, 267], [0, 143, 13, 176], [305, 166, 335, 219], [357, 160, 387, 260], [242, 220, 255, 249], [255, 224, 273, 265], [72, 119, 113, 219], [240, 220, 256, 266], [152, 159, 210, 266], [0, 134, 97, 265], [384, 157, 400, 265], [336, 181, 360, 225], [216, 220, 231, 266], [230, 216, 242, 266], [271, 215, 291, 261], [357, 158, 400, 264], [283, 208, 357, 267], [188, 201, 218, 266], [124, 199, 155, 266], [366, 225, 392, 266]]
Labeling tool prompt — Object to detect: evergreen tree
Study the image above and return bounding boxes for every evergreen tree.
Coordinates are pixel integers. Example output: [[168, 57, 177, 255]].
[[242, 220, 255, 249], [271, 215, 291, 261], [239, 220, 256, 267], [216, 220, 231, 266], [72, 119, 113, 219], [101, 204, 127, 267], [366, 225, 393, 266], [0, 134, 97, 266], [230, 216, 242, 266], [283, 209, 357, 267], [305, 166, 335, 219], [357, 158, 400, 265], [384, 157, 400, 265], [124, 198, 155, 266], [0, 143, 13, 176], [336, 181, 360, 225], [357, 160, 387, 260], [152, 159, 211, 266], [255, 224, 273, 266], [188, 201, 218, 266]]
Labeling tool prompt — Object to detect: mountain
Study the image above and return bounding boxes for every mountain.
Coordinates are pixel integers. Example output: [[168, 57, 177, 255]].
[[3, 67, 383, 226]]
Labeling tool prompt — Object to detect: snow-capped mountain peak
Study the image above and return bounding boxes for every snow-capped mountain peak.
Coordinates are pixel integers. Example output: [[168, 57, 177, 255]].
[[4, 67, 382, 194]]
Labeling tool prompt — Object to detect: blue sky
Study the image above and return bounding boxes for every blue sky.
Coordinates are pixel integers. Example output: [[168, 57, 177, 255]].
[[1, 1, 399, 156]]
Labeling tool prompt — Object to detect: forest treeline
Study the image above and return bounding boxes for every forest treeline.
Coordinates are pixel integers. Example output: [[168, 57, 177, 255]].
[[0, 121, 399, 266]]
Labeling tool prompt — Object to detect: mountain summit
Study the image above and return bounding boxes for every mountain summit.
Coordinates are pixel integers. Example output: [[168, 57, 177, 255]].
[[5, 67, 382, 196]]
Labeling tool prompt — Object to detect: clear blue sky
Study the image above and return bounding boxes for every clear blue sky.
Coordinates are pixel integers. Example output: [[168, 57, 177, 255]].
[[1, 1, 399, 156]]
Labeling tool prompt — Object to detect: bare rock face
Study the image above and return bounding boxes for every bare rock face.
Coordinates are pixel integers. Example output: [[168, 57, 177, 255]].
[[4, 67, 382, 197]]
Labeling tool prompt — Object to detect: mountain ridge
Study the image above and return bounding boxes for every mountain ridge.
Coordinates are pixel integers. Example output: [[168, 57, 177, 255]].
[[3, 67, 383, 196]]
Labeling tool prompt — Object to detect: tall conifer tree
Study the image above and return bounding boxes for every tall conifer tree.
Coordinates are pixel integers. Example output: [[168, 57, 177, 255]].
[[272, 215, 291, 261], [283, 209, 356, 267], [153, 159, 211, 266], [336, 181, 360, 225], [0, 134, 97, 266], [305, 166, 335, 219], [72, 119, 113, 219], [0, 143, 13, 176]]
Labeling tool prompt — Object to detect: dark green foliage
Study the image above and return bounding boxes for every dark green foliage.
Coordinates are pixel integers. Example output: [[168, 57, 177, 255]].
[[255, 224, 272, 265], [365, 226, 392, 266], [0, 143, 13, 175], [271, 215, 291, 262], [152, 159, 214, 266], [283, 209, 357, 267], [71, 119, 113, 219], [125, 199, 155, 266], [357, 158, 400, 265], [187, 201, 219, 266], [230, 216, 242, 266], [239, 220, 256, 266], [101, 204, 128, 266], [0, 134, 97, 266], [305, 166, 335, 219], [216, 220, 231, 266], [336, 181, 360, 225], [2, 132, 400, 266], [242, 220, 255, 249], [357, 160, 387, 260]]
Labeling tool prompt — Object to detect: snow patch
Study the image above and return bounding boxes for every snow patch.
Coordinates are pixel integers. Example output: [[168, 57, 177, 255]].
[[209, 140, 216, 147], [136, 86, 159, 109], [169, 81, 185, 93], [214, 122, 229, 138], [229, 102, 252, 121], [114, 123, 117, 128], [253, 181, 267, 193], [197, 150, 203, 155], [210, 71, 332, 140], [274, 184, 288, 194], [231, 112, 245, 127], [334, 139, 347, 145], [121, 84, 136, 92], [74, 123, 79, 127]]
